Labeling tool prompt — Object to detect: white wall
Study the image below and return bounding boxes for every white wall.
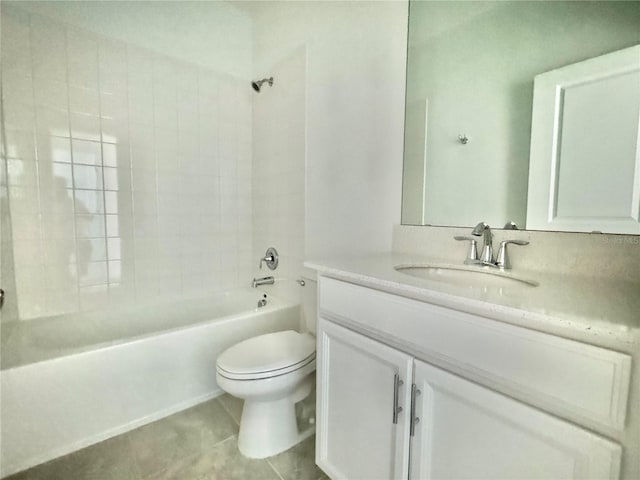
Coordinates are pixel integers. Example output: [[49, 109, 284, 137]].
[[250, 1, 408, 260], [5, 0, 252, 78], [1, 5, 253, 319]]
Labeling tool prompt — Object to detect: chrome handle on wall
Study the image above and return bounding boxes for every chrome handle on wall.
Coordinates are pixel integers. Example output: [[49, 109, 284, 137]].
[[392, 373, 404, 424], [410, 383, 420, 436], [0, 288, 4, 310], [259, 247, 279, 270]]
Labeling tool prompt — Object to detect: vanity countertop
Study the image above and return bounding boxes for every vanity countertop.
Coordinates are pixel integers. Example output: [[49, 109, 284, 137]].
[[305, 253, 640, 349]]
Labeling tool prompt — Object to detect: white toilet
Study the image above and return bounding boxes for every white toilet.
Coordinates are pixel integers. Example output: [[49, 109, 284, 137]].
[[216, 329, 316, 458]]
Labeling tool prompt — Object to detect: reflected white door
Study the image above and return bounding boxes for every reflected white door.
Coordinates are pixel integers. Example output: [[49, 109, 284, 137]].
[[527, 45, 640, 234], [410, 359, 622, 480]]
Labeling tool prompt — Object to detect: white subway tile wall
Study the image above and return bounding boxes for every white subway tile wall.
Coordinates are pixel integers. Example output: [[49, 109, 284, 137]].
[[2, 6, 253, 319], [252, 49, 306, 282]]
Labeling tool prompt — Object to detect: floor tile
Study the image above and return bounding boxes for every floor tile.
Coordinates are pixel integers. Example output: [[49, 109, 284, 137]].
[[147, 436, 281, 480], [7, 396, 322, 480], [128, 399, 237, 478], [267, 436, 324, 480], [5, 436, 138, 480], [217, 393, 243, 425]]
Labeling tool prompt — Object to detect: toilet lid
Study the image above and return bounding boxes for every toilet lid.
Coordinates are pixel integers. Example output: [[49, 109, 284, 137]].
[[216, 330, 315, 379]]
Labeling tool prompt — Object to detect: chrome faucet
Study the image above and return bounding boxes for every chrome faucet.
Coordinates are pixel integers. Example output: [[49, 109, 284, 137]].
[[455, 222, 530, 270], [252, 276, 275, 288], [471, 222, 494, 264]]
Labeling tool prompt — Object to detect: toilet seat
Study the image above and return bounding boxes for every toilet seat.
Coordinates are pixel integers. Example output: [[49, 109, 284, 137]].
[[216, 330, 316, 380]]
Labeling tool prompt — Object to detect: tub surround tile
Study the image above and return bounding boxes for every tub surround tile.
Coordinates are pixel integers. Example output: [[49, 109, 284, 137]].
[[2, 5, 253, 320], [252, 49, 306, 303]]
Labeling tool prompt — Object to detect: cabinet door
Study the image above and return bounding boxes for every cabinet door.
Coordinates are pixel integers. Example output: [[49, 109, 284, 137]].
[[317, 318, 413, 480], [410, 360, 622, 480]]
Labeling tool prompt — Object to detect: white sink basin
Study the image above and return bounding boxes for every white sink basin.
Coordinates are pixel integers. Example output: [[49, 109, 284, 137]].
[[394, 265, 538, 288]]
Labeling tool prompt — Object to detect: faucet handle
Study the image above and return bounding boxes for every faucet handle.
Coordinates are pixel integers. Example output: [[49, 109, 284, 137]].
[[496, 240, 529, 270], [501, 239, 529, 246], [454, 236, 479, 264], [259, 247, 279, 270]]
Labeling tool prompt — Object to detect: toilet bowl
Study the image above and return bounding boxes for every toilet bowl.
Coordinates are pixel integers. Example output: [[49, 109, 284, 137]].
[[216, 330, 316, 458]]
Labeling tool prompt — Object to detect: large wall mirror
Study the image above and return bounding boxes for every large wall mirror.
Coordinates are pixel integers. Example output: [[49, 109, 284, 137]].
[[402, 1, 640, 234]]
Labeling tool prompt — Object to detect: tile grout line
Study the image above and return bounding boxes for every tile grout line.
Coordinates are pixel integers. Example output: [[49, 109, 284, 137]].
[[25, 9, 47, 311], [134, 431, 238, 480], [213, 397, 286, 480], [126, 399, 237, 480], [214, 397, 286, 480], [138, 435, 240, 480], [208, 432, 237, 451], [266, 457, 286, 480], [137, 449, 201, 480], [216, 395, 241, 426], [61, 19, 83, 312], [96, 34, 112, 309]]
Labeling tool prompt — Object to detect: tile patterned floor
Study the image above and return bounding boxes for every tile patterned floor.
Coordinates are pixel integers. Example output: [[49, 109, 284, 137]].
[[7, 394, 328, 480]]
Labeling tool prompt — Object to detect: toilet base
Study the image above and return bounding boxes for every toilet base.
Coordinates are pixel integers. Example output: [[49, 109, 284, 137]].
[[237, 376, 314, 458]]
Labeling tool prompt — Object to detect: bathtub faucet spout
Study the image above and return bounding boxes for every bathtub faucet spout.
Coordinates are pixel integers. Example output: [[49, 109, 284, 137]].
[[252, 276, 275, 288]]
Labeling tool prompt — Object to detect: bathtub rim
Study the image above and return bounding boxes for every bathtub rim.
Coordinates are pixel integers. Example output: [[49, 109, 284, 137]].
[[1, 290, 299, 371]]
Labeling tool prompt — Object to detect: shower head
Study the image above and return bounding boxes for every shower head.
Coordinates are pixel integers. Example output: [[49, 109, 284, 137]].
[[251, 77, 274, 92]]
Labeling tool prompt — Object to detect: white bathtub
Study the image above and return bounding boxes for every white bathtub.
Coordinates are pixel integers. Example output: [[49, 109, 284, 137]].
[[0, 290, 300, 478]]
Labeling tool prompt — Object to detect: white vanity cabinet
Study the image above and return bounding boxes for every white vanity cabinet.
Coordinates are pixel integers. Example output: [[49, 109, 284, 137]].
[[316, 277, 630, 480], [317, 320, 413, 480], [410, 360, 620, 479]]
